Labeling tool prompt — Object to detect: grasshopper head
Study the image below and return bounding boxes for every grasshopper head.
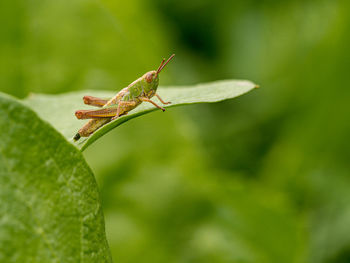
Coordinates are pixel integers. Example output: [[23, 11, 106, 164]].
[[144, 70, 159, 90], [143, 54, 175, 94]]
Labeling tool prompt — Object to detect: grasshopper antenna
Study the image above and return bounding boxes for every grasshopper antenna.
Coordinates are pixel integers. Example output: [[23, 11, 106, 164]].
[[157, 58, 165, 73], [157, 54, 175, 74]]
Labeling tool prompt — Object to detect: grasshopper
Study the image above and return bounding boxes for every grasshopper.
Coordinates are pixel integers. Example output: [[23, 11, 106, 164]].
[[73, 54, 175, 141]]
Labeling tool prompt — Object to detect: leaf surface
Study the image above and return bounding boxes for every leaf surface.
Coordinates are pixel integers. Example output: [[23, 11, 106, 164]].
[[0, 93, 112, 262], [25, 80, 258, 151]]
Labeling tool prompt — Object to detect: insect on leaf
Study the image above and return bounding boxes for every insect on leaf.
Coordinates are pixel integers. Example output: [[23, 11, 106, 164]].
[[24, 80, 258, 151]]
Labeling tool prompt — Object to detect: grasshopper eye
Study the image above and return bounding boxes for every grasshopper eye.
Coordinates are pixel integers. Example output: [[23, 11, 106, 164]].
[[145, 72, 153, 83]]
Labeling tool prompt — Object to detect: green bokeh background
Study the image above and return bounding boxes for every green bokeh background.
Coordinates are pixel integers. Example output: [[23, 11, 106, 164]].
[[1, 0, 350, 262]]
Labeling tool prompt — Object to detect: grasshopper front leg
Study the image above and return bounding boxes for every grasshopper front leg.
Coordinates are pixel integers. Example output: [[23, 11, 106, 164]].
[[83, 96, 109, 107], [140, 97, 166, 111], [155, 94, 171, 105]]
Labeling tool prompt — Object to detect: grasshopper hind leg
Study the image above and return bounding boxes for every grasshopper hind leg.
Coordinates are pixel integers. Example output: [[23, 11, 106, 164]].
[[75, 107, 120, 119], [83, 96, 109, 107]]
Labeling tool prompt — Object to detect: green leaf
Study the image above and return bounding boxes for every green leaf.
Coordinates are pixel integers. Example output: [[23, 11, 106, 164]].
[[0, 93, 112, 262], [24, 80, 258, 151]]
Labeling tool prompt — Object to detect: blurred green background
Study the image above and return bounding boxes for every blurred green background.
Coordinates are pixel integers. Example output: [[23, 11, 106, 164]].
[[2, 0, 350, 262]]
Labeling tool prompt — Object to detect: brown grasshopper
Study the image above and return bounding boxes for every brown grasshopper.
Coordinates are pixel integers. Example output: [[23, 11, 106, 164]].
[[73, 54, 175, 141]]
